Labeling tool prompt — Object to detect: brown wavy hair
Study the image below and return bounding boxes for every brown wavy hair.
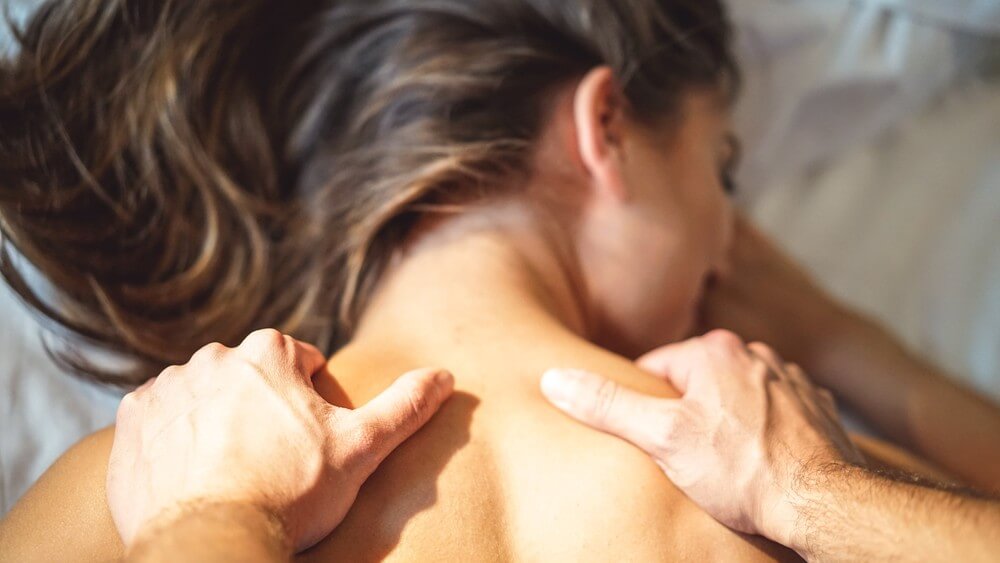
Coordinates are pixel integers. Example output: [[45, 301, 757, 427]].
[[0, 0, 737, 386]]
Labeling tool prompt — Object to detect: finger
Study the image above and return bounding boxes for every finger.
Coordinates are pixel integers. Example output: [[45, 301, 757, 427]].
[[345, 368, 455, 471], [818, 387, 836, 407], [816, 387, 839, 418], [780, 363, 828, 412], [783, 362, 812, 389], [635, 341, 698, 394], [541, 368, 679, 455], [747, 342, 784, 377], [288, 338, 328, 381]]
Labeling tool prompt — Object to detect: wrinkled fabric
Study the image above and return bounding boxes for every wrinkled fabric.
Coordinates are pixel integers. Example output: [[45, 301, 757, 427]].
[[870, 0, 1000, 35], [746, 80, 1000, 404], [732, 0, 1000, 196]]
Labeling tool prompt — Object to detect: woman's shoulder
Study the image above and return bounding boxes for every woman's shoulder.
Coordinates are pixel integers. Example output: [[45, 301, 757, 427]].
[[0, 427, 124, 562], [310, 340, 798, 561]]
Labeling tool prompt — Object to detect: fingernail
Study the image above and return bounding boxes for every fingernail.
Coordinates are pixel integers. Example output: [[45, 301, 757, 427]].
[[540, 368, 585, 411], [428, 369, 455, 394]]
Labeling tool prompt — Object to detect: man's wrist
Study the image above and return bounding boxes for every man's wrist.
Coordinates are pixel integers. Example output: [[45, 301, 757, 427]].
[[769, 461, 1000, 563], [758, 459, 862, 558], [127, 501, 291, 562]]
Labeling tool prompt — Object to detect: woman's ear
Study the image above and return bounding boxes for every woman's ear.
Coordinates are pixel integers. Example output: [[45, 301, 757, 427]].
[[573, 66, 629, 201]]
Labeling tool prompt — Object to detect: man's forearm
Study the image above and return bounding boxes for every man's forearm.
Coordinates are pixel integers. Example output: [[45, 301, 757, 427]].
[[774, 463, 1000, 563], [126, 502, 291, 563], [810, 315, 1000, 491]]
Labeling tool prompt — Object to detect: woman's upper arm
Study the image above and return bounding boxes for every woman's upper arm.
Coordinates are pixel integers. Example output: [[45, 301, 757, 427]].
[[851, 433, 954, 483], [0, 427, 124, 562]]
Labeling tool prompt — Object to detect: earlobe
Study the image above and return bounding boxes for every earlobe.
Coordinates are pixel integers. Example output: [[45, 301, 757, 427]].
[[573, 66, 629, 201]]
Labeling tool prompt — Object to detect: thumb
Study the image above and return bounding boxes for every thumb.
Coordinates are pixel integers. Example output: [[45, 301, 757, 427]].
[[346, 368, 455, 470], [541, 368, 677, 456]]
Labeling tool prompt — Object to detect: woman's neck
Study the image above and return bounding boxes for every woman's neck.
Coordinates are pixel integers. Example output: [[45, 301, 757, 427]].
[[350, 203, 592, 363], [328, 203, 675, 407]]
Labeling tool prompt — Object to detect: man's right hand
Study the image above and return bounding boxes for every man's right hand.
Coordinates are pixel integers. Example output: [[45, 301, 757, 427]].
[[541, 330, 863, 542]]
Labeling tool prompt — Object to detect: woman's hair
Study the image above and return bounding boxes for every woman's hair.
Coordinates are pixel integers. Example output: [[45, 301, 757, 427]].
[[0, 0, 736, 386]]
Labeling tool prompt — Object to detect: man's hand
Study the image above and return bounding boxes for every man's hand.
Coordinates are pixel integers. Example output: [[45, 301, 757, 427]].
[[541, 330, 862, 540], [108, 329, 454, 555]]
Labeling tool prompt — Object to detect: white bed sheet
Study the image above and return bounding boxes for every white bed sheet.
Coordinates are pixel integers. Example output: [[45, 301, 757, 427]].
[[2, 0, 999, 515], [0, 284, 121, 514], [748, 80, 1000, 401], [731, 0, 1000, 400]]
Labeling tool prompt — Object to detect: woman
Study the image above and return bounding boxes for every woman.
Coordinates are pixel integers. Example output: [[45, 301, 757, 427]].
[[0, 0, 926, 560]]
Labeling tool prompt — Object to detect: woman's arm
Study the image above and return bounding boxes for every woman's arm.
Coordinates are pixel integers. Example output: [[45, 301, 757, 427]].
[[702, 216, 1000, 491], [813, 314, 1000, 491]]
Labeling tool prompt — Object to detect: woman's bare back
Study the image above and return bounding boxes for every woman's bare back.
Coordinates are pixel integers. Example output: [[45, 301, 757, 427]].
[[0, 330, 797, 562], [298, 331, 798, 561]]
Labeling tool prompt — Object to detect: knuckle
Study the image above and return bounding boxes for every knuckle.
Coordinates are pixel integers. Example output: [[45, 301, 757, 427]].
[[589, 378, 619, 424], [747, 341, 774, 357], [748, 342, 785, 367], [786, 363, 808, 381], [244, 328, 286, 351], [650, 408, 691, 461], [650, 409, 683, 456], [344, 423, 381, 472], [158, 364, 178, 377], [651, 432, 672, 458], [257, 328, 285, 343], [748, 358, 772, 385], [238, 329, 288, 363], [281, 336, 304, 363], [349, 422, 378, 453], [703, 329, 744, 350], [191, 342, 227, 363], [819, 388, 836, 405], [402, 380, 432, 423]]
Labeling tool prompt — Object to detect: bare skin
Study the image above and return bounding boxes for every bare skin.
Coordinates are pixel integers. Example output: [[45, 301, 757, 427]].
[[125, 503, 290, 563], [543, 332, 1000, 562], [0, 230, 797, 562], [0, 225, 940, 562], [0, 77, 937, 562]]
